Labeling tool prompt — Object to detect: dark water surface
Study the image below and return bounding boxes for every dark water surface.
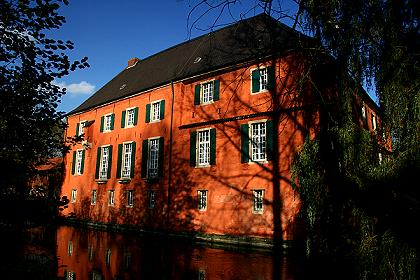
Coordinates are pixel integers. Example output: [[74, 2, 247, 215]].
[[0, 225, 304, 279]]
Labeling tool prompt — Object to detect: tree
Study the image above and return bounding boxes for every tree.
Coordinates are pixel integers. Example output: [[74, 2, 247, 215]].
[[188, 1, 419, 278], [0, 0, 88, 200]]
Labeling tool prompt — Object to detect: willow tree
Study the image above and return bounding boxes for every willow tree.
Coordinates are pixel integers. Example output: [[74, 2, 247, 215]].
[[0, 0, 88, 200], [291, 0, 419, 279], [187, 0, 419, 278]]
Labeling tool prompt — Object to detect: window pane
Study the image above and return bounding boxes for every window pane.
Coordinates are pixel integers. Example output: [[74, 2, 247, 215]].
[[201, 82, 213, 103], [122, 143, 133, 178], [99, 147, 109, 179], [76, 150, 83, 174], [151, 102, 160, 121], [259, 68, 268, 91], [127, 190, 134, 207], [253, 190, 264, 212], [251, 122, 266, 161], [198, 190, 207, 210], [104, 115, 112, 131], [148, 190, 156, 208], [91, 190, 97, 205], [126, 108, 135, 126], [148, 139, 159, 177], [198, 130, 210, 166], [108, 190, 114, 206]]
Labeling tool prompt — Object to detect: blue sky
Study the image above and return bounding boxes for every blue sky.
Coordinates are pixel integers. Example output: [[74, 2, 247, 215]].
[[51, 1, 299, 113]]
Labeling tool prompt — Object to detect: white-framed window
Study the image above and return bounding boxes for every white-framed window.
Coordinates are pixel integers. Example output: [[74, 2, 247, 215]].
[[251, 66, 272, 93], [251, 122, 267, 161], [91, 190, 97, 205], [198, 190, 208, 211], [151, 100, 161, 122], [253, 189, 264, 213], [122, 107, 138, 128], [194, 80, 220, 105], [104, 114, 113, 132], [88, 245, 94, 261], [126, 107, 136, 127], [66, 271, 76, 280], [361, 103, 366, 120], [108, 190, 115, 206], [197, 129, 211, 166], [148, 190, 156, 209], [75, 149, 84, 175], [122, 142, 134, 179], [77, 120, 87, 136], [71, 189, 77, 203], [124, 253, 132, 270], [126, 190, 134, 207], [99, 146, 110, 180], [198, 269, 206, 280], [105, 248, 112, 266], [371, 113, 377, 130], [67, 240, 73, 256], [201, 81, 214, 103], [148, 138, 159, 178]]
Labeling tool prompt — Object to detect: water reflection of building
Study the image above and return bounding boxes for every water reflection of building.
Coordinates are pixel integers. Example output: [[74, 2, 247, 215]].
[[56, 225, 295, 279], [59, 14, 387, 248]]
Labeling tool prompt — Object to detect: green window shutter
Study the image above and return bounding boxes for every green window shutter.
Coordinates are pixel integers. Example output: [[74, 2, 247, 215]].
[[194, 84, 201, 105], [130, 142, 136, 178], [107, 145, 113, 179], [76, 123, 80, 136], [141, 140, 149, 178], [267, 66, 275, 90], [190, 131, 197, 166], [133, 107, 139, 125], [210, 128, 216, 165], [251, 69, 260, 93], [110, 113, 115, 130], [241, 124, 250, 163], [80, 150, 85, 174], [213, 80, 220, 101], [95, 147, 101, 179], [160, 100, 165, 120], [145, 104, 151, 123], [116, 144, 123, 179], [100, 116, 104, 132], [71, 151, 76, 175], [266, 120, 274, 161], [158, 137, 164, 177], [121, 110, 126, 128]]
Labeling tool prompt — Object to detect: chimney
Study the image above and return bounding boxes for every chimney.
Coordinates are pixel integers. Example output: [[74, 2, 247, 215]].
[[127, 57, 140, 68]]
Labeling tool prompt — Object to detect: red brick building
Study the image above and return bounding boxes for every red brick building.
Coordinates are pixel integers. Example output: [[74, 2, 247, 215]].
[[60, 14, 385, 247]]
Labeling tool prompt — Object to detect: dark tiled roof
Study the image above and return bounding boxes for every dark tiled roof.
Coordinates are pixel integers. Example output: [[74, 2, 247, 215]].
[[69, 13, 314, 115]]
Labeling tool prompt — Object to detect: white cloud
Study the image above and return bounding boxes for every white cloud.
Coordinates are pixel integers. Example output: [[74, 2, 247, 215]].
[[54, 81, 95, 96]]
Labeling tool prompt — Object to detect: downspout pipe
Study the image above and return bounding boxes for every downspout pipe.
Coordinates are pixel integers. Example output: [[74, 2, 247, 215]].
[[167, 81, 175, 228]]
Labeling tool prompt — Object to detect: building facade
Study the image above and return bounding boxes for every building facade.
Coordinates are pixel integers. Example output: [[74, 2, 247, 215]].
[[60, 14, 385, 245]]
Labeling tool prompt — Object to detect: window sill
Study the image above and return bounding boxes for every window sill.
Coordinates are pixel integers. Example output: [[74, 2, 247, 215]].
[[253, 210, 264, 215], [250, 89, 269, 95], [96, 179, 108, 184], [118, 178, 131, 184], [195, 164, 211, 168], [143, 177, 159, 182], [199, 100, 215, 106]]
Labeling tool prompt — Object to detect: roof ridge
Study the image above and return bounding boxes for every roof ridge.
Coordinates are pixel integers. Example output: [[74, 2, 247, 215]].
[[131, 13, 269, 67]]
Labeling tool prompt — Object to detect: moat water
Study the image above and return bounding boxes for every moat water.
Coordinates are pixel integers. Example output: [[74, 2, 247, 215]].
[[0, 225, 305, 279]]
